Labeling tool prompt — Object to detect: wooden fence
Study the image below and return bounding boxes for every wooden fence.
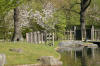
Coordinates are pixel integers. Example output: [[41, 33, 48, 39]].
[[26, 26, 100, 43], [65, 30, 75, 40], [91, 26, 100, 41], [26, 31, 44, 44], [65, 26, 76, 40], [94, 30, 100, 40], [94, 30, 100, 41], [65, 26, 100, 41], [26, 31, 55, 45]]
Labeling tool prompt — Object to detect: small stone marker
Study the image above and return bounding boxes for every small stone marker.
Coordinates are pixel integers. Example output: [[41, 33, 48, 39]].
[[39, 56, 62, 66], [0, 54, 6, 66], [9, 48, 23, 53]]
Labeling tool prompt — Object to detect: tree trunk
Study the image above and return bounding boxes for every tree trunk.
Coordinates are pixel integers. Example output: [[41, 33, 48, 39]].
[[12, 7, 23, 41], [80, 0, 91, 41], [80, 11, 86, 41]]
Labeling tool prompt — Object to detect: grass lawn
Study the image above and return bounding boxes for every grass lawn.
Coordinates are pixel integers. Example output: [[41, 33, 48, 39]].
[[0, 41, 60, 65]]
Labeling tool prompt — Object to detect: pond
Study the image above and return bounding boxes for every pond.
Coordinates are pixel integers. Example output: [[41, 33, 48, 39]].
[[59, 47, 100, 66]]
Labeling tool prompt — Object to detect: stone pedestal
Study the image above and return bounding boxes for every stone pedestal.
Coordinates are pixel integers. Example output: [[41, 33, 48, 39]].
[[0, 54, 6, 66], [39, 56, 62, 66]]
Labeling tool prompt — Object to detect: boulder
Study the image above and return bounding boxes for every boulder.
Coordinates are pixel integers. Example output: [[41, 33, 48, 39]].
[[58, 41, 84, 48], [57, 46, 84, 53], [9, 48, 23, 53], [39, 56, 62, 66], [0, 54, 6, 66]]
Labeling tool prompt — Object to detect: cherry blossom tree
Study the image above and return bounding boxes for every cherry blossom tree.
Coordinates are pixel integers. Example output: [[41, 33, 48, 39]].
[[31, 2, 56, 31]]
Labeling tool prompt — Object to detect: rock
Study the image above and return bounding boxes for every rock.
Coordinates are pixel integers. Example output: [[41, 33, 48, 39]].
[[9, 48, 23, 53], [58, 41, 84, 48], [86, 44, 98, 48], [39, 56, 62, 66], [56, 46, 84, 53], [0, 54, 6, 66], [57, 41, 98, 53]]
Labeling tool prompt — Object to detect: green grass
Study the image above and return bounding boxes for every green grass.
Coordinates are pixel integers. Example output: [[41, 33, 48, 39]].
[[0, 42, 59, 65]]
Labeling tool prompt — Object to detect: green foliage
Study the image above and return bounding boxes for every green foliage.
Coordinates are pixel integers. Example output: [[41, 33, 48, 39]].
[[29, 19, 45, 31], [25, 0, 43, 11], [54, 10, 66, 39], [0, 0, 100, 40], [22, 27, 32, 38], [0, 0, 27, 39], [94, 0, 100, 6], [85, 0, 100, 26], [0, 0, 23, 16]]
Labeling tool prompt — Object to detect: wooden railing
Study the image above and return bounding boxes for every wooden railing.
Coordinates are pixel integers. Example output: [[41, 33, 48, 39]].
[[26, 31, 55, 45], [65, 30, 75, 40], [26, 31, 44, 44], [65, 26, 100, 41]]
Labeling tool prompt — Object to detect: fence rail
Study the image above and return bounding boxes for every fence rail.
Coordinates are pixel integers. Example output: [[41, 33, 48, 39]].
[[26, 31, 44, 44], [0, 26, 100, 41], [94, 30, 100, 40], [65, 26, 100, 41], [26, 31, 55, 45], [65, 30, 75, 40]]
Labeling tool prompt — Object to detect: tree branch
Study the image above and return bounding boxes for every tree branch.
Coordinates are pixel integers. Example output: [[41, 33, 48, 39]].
[[65, 9, 80, 14], [81, 0, 91, 12]]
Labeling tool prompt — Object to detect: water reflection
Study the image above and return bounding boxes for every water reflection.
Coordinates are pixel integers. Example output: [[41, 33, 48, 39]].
[[59, 47, 100, 66]]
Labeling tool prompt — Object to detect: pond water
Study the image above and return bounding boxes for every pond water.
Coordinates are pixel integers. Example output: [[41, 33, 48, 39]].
[[59, 47, 100, 66]]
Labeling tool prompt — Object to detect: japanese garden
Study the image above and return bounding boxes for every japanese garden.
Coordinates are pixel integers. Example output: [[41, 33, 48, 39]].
[[0, 0, 100, 66]]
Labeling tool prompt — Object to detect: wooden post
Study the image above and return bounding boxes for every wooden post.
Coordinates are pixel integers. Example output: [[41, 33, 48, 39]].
[[68, 30, 70, 40], [26, 33, 29, 42], [37, 31, 40, 44], [96, 30, 97, 41], [40, 32, 42, 43], [31, 32, 33, 43], [52, 33, 55, 46], [67, 30, 69, 40], [44, 31, 47, 44], [70, 29, 72, 40], [41, 33, 44, 43], [91, 25, 94, 40], [33, 32, 37, 44], [66, 31, 67, 40], [94, 30, 96, 40], [26, 33, 31, 43], [98, 31, 100, 40], [95, 30, 98, 41], [97, 31, 99, 41], [74, 26, 76, 40], [99, 31, 100, 40]]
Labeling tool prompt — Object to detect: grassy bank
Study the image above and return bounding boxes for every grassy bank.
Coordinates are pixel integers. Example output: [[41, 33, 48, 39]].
[[0, 41, 59, 65]]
